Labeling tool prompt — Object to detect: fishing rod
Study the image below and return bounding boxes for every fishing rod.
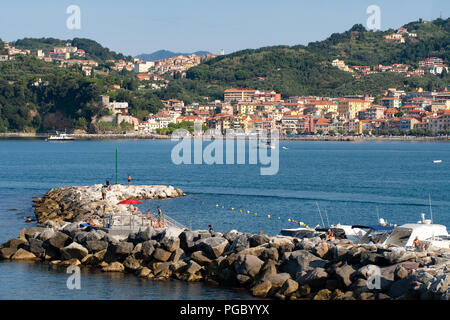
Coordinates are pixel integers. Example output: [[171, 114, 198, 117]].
[[315, 202, 325, 228], [429, 193, 433, 224], [324, 207, 330, 228]]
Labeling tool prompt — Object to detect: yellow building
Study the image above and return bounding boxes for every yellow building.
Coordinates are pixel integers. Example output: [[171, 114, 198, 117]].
[[337, 99, 371, 119], [234, 102, 257, 115]]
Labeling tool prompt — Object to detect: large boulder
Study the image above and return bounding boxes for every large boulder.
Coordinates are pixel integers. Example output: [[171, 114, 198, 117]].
[[223, 230, 242, 243], [4, 238, 28, 250], [170, 248, 185, 263], [196, 237, 229, 259], [134, 227, 156, 243], [60, 242, 89, 260], [234, 254, 264, 278], [191, 251, 213, 266], [179, 230, 198, 252], [281, 250, 327, 278], [38, 229, 55, 242], [114, 242, 134, 256], [251, 281, 272, 297], [335, 264, 357, 288], [229, 235, 249, 253], [260, 247, 279, 261], [85, 240, 108, 253], [62, 222, 82, 238], [11, 248, 37, 260], [28, 238, 45, 258], [102, 262, 125, 272], [23, 227, 47, 241], [297, 267, 328, 290], [0, 248, 17, 260], [142, 240, 157, 261], [123, 256, 141, 271], [48, 232, 71, 249], [153, 248, 172, 262], [161, 236, 180, 253], [263, 273, 291, 289], [249, 234, 270, 247], [280, 279, 299, 296], [388, 275, 416, 298]]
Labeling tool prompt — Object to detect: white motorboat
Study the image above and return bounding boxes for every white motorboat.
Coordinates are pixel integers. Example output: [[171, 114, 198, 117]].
[[433, 160, 442, 163], [47, 131, 75, 141], [383, 214, 450, 249]]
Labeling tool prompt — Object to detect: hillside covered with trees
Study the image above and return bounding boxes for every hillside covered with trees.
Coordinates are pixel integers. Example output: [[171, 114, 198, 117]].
[[156, 18, 449, 103]]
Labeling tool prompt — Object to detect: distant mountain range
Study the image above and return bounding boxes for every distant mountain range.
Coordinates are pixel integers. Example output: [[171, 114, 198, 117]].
[[136, 50, 212, 61]]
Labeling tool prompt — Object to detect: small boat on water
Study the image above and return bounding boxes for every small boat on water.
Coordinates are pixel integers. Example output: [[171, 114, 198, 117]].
[[433, 160, 443, 163], [46, 131, 75, 141], [282, 146, 288, 150], [383, 214, 450, 249]]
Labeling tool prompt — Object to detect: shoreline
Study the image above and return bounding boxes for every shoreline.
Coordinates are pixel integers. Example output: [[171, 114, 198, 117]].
[[1, 185, 449, 300], [1, 132, 449, 142]]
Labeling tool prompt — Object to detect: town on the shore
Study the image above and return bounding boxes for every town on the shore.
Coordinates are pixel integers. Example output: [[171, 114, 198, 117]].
[[1, 34, 450, 137]]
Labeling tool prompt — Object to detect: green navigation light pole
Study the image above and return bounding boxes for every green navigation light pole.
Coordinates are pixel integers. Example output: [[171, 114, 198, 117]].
[[115, 147, 118, 185]]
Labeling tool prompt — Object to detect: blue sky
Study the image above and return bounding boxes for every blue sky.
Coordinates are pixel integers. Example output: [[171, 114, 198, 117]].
[[0, 0, 448, 56]]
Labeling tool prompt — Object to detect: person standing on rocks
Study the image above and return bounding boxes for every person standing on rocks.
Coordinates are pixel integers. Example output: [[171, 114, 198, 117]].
[[101, 185, 107, 200]]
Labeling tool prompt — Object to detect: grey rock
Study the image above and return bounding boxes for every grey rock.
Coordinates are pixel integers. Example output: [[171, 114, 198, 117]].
[[249, 235, 269, 247], [234, 254, 264, 278], [114, 242, 134, 256], [263, 273, 291, 289], [260, 247, 279, 261], [191, 251, 213, 266], [389, 276, 415, 298], [48, 232, 71, 249], [280, 279, 299, 296], [85, 240, 108, 253], [196, 237, 229, 259], [229, 235, 249, 253], [179, 230, 198, 251], [335, 264, 357, 288], [142, 240, 156, 261], [161, 236, 180, 253], [60, 242, 89, 260], [38, 229, 55, 242], [185, 260, 202, 274], [28, 238, 45, 258], [281, 250, 327, 278], [123, 256, 141, 271], [394, 266, 409, 280], [153, 248, 172, 262], [297, 267, 328, 289], [223, 230, 242, 243], [62, 222, 81, 238], [23, 227, 47, 241], [170, 248, 185, 263]]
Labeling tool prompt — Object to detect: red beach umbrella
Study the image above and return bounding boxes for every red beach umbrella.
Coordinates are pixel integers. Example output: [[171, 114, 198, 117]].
[[117, 199, 142, 205]]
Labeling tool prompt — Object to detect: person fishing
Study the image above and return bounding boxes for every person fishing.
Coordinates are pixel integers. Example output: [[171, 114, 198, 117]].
[[326, 229, 335, 241]]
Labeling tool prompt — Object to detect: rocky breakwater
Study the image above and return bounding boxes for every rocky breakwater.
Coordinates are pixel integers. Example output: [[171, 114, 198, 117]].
[[32, 184, 186, 224], [1, 225, 449, 300]]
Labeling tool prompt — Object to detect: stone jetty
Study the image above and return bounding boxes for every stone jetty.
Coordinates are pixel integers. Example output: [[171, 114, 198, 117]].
[[32, 185, 186, 224], [1, 185, 449, 300], [1, 223, 449, 300]]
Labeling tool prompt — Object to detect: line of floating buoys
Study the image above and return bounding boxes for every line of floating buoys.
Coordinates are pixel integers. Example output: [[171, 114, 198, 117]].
[[215, 204, 314, 228]]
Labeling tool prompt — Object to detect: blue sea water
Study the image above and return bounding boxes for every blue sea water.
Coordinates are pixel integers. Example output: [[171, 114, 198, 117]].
[[0, 139, 449, 299]]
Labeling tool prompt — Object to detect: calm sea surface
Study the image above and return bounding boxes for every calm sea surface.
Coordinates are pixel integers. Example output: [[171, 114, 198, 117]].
[[0, 139, 449, 299]]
